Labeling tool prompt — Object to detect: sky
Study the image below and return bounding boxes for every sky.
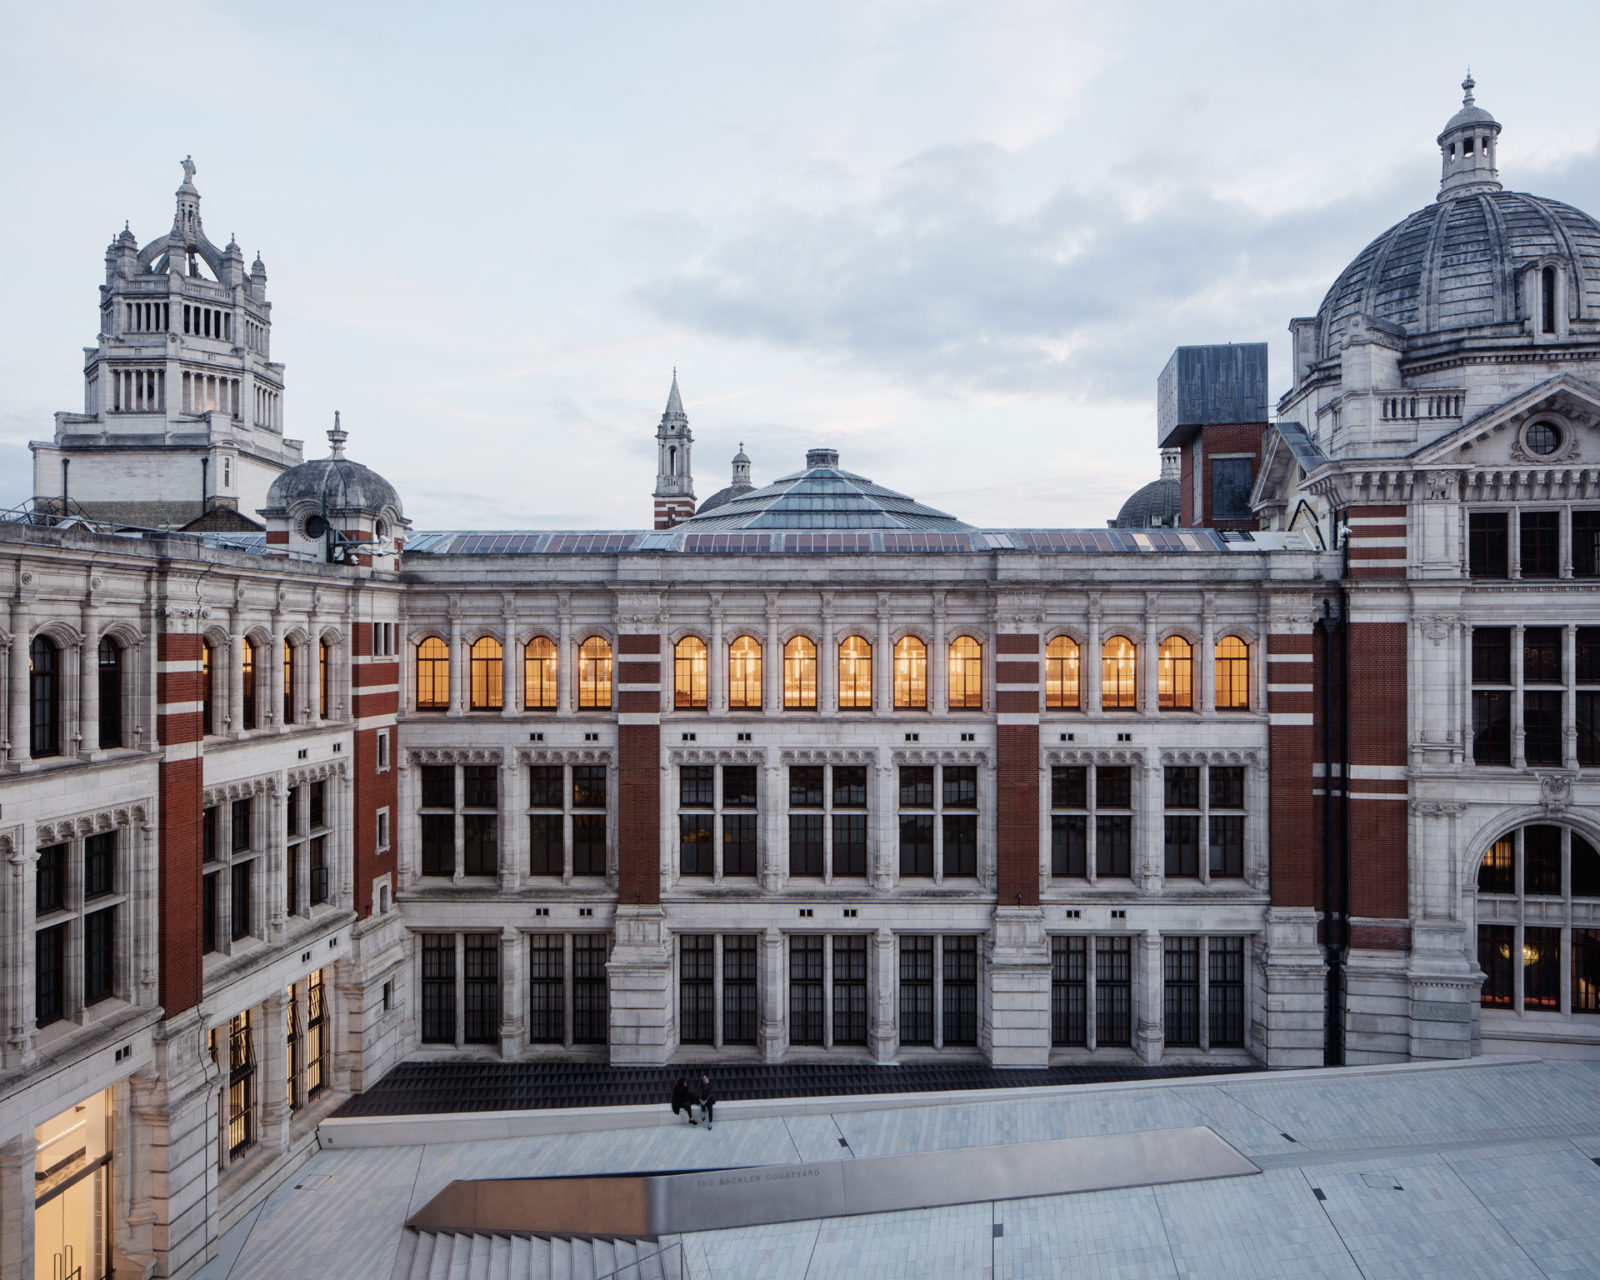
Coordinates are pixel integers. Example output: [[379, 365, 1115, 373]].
[[6, 0, 1600, 531]]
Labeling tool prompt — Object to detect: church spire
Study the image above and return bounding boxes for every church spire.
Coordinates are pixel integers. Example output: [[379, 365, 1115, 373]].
[[1437, 73, 1502, 202], [653, 370, 695, 529]]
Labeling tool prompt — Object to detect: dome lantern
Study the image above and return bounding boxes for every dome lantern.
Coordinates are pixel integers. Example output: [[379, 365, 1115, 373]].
[[1437, 73, 1502, 202]]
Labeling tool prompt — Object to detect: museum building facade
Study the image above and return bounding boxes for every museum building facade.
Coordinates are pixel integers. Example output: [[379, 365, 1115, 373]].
[[0, 80, 1597, 1277]]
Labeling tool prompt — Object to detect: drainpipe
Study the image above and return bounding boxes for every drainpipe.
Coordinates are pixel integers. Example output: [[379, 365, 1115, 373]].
[[60, 458, 69, 515], [201, 456, 209, 514]]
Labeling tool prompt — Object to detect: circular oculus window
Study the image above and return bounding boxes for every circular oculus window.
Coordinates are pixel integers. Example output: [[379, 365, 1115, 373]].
[[1525, 421, 1562, 455]]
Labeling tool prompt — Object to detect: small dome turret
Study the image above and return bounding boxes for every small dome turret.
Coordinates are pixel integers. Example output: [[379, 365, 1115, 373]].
[[259, 414, 408, 569], [1437, 73, 1502, 201]]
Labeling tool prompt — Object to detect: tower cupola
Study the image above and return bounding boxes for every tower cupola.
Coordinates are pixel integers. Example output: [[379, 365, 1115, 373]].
[[1437, 74, 1502, 201]]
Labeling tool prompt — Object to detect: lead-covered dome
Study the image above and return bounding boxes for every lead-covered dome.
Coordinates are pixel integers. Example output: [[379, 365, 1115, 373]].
[[261, 419, 402, 520]]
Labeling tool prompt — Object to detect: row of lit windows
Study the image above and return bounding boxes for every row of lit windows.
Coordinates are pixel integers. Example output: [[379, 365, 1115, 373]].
[[411, 633, 1253, 713], [200, 637, 335, 734], [26, 635, 127, 759]]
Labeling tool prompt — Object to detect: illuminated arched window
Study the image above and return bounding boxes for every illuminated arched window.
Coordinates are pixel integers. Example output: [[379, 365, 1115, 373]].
[[675, 636, 708, 709], [1045, 636, 1079, 710], [894, 636, 927, 709], [1102, 635, 1137, 710], [729, 636, 762, 709], [524, 637, 557, 710], [1158, 637, 1192, 710], [948, 636, 983, 709], [1215, 635, 1250, 710], [579, 637, 612, 709], [29, 636, 60, 758], [416, 637, 449, 711], [242, 638, 259, 729], [784, 637, 817, 709], [470, 637, 503, 710], [201, 641, 216, 736], [98, 636, 123, 749], [838, 636, 872, 709], [283, 639, 298, 724], [1477, 824, 1600, 1015], [318, 638, 332, 720]]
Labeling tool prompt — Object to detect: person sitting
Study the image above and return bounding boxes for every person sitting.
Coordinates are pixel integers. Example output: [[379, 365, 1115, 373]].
[[671, 1074, 694, 1123]]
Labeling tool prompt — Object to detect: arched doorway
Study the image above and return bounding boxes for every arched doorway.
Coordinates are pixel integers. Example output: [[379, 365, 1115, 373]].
[[1475, 823, 1600, 1017]]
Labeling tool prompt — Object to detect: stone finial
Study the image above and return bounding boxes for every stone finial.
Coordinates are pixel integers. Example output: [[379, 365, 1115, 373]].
[[328, 411, 348, 458], [1462, 70, 1475, 105]]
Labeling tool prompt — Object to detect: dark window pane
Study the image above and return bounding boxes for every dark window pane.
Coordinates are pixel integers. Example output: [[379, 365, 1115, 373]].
[[789, 766, 824, 808], [1164, 816, 1199, 877], [84, 907, 115, 1005], [1209, 816, 1245, 877], [529, 814, 563, 876], [1477, 837, 1514, 893], [203, 808, 217, 863], [1574, 511, 1600, 579], [680, 765, 714, 808], [1524, 825, 1562, 895], [942, 937, 978, 1045], [1208, 937, 1245, 1047], [1580, 693, 1600, 768], [724, 935, 759, 1044], [420, 765, 455, 809], [899, 814, 934, 877], [231, 860, 252, 940], [463, 933, 500, 1043], [1051, 815, 1086, 877], [1164, 766, 1199, 809], [1472, 690, 1511, 765], [788, 814, 824, 877], [463, 765, 497, 808], [36, 843, 65, 914], [528, 936, 564, 1043], [1578, 629, 1600, 684], [1050, 936, 1087, 1046], [679, 935, 715, 1044], [309, 782, 325, 830], [231, 799, 251, 852], [790, 936, 824, 1045], [1574, 835, 1600, 898], [1051, 766, 1087, 810], [1520, 511, 1560, 578], [36, 924, 66, 1026], [1095, 938, 1131, 1046], [1469, 512, 1508, 578], [1096, 816, 1131, 877], [572, 766, 606, 808], [832, 765, 867, 808], [899, 936, 934, 1045], [832, 936, 867, 1045], [1209, 766, 1245, 810], [942, 815, 977, 877], [1524, 692, 1562, 767], [723, 765, 758, 808], [1575, 929, 1600, 1014], [1525, 926, 1561, 1009], [723, 814, 758, 876], [1211, 457, 1253, 521], [1472, 628, 1511, 684], [1096, 767, 1131, 809], [203, 873, 218, 954], [421, 814, 455, 876], [679, 815, 714, 876], [1163, 937, 1200, 1046], [943, 766, 977, 808], [572, 935, 608, 1043], [462, 814, 497, 876], [832, 814, 867, 877], [1524, 628, 1562, 684], [421, 935, 457, 1043], [528, 765, 564, 808]]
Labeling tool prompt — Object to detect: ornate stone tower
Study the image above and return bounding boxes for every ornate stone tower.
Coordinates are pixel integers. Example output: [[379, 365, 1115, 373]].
[[30, 157, 303, 528], [652, 371, 695, 529]]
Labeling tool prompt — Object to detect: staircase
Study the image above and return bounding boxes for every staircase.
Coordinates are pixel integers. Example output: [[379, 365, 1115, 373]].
[[390, 1230, 683, 1280]]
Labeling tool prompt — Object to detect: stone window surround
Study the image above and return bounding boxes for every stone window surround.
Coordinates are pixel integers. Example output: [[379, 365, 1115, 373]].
[[3, 616, 149, 768], [200, 619, 348, 739]]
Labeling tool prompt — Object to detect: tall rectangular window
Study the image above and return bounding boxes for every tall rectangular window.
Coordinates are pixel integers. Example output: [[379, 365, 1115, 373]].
[[231, 861, 252, 940], [36, 924, 66, 1026], [463, 933, 500, 1044], [420, 814, 455, 877], [724, 935, 759, 1045], [1524, 926, 1561, 1010], [1050, 936, 1087, 1046], [462, 814, 498, 877], [421, 935, 456, 1043], [85, 907, 115, 1006], [942, 937, 978, 1046], [1472, 626, 1513, 766], [1094, 938, 1132, 1046], [1520, 511, 1560, 578], [529, 936, 564, 1042], [1573, 510, 1600, 579], [1477, 924, 1513, 1008], [723, 813, 758, 877], [789, 814, 824, 877], [1573, 929, 1600, 1015], [572, 815, 606, 877], [679, 934, 715, 1044], [679, 814, 714, 876], [942, 815, 977, 877], [899, 936, 935, 1045], [832, 814, 867, 877], [790, 936, 824, 1045], [1163, 937, 1200, 1046], [529, 814, 562, 877], [572, 935, 608, 1044], [1469, 512, 1508, 578], [227, 1013, 256, 1160], [899, 814, 935, 877], [1209, 937, 1245, 1046], [832, 936, 867, 1046]]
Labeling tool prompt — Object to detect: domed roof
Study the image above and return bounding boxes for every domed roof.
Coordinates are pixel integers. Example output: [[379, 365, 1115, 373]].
[[696, 482, 752, 514], [1315, 191, 1600, 358], [676, 448, 969, 531], [1111, 477, 1180, 529], [261, 420, 402, 518]]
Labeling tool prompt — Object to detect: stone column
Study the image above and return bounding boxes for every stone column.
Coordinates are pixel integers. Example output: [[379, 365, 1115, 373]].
[[0, 1132, 37, 1280], [7, 607, 30, 760], [267, 779, 287, 942], [556, 599, 573, 716], [270, 616, 286, 731], [872, 746, 896, 889], [1199, 600, 1215, 716], [499, 925, 525, 1057], [1135, 929, 1163, 1065], [3, 838, 35, 1071], [759, 926, 785, 1062], [336, 767, 354, 910], [80, 604, 99, 755], [1142, 601, 1159, 716], [709, 602, 725, 718], [501, 598, 518, 718], [449, 606, 465, 716], [259, 990, 291, 1155], [987, 907, 1050, 1066], [761, 746, 785, 891], [874, 598, 892, 716], [1085, 602, 1102, 719], [764, 598, 781, 717], [931, 599, 948, 716], [819, 599, 836, 718], [1140, 752, 1163, 893], [499, 755, 523, 893], [870, 928, 897, 1063], [228, 628, 245, 737]]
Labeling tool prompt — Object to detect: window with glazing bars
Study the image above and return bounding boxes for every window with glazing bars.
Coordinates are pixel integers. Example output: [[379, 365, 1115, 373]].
[[679, 935, 715, 1043], [304, 971, 327, 1098], [35, 924, 66, 1026], [724, 935, 759, 1045], [529, 936, 564, 1042], [1471, 627, 1511, 765], [1520, 511, 1560, 578], [1051, 937, 1087, 1046], [832, 936, 867, 1045], [899, 936, 934, 1045], [231, 861, 252, 940], [1094, 938, 1132, 1046], [1163, 937, 1200, 1046], [1209, 938, 1245, 1046], [421, 935, 456, 1043], [228, 1012, 256, 1159], [84, 908, 115, 1006], [1469, 512, 1508, 578], [942, 937, 978, 1045], [790, 936, 824, 1045], [572, 934, 608, 1044], [463, 933, 500, 1043]]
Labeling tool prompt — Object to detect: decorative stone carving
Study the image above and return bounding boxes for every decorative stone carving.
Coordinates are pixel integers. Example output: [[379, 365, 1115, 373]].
[[405, 747, 502, 765], [517, 747, 614, 766], [1538, 773, 1576, 813]]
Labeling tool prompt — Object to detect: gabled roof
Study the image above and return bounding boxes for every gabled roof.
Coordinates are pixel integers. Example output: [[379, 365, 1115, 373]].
[[1250, 421, 1326, 512], [1408, 373, 1600, 463]]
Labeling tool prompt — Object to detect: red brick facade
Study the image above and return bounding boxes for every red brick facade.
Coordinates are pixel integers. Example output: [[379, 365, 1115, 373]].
[[156, 630, 204, 1014]]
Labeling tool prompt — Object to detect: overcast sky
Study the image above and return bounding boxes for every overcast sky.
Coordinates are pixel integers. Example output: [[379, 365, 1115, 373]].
[[6, 1, 1600, 530]]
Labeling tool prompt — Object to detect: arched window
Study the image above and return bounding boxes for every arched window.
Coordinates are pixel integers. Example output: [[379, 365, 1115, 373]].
[[29, 636, 60, 758], [202, 641, 216, 736], [838, 636, 872, 709], [675, 636, 708, 709], [318, 639, 331, 720], [98, 636, 123, 749], [241, 639, 259, 730], [1542, 265, 1557, 334], [1102, 635, 1137, 710], [1215, 636, 1250, 710], [524, 637, 557, 710], [282, 640, 298, 724], [948, 636, 983, 709], [416, 637, 449, 711], [728, 636, 762, 709], [784, 637, 817, 709], [894, 636, 927, 709], [1045, 636, 1079, 710], [1158, 637, 1192, 710], [1477, 823, 1600, 1015], [470, 637, 503, 710], [578, 637, 612, 709]]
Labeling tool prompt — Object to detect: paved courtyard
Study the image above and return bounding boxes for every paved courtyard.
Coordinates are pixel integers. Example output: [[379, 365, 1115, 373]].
[[197, 1056, 1600, 1279]]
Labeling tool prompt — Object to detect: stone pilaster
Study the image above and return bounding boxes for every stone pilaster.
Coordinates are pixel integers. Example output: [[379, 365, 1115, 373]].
[[987, 906, 1050, 1066]]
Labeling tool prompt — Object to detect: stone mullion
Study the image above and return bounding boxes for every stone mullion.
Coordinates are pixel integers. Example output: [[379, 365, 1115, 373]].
[[259, 989, 291, 1156], [1199, 608, 1215, 716], [759, 926, 785, 1062], [1143, 608, 1159, 716], [267, 781, 288, 941], [229, 626, 246, 736], [931, 601, 948, 717], [761, 748, 784, 891], [1086, 610, 1102, 719], [500, 758, 524, 892], [270, 616, 286, 731], [819, 607, 836, 718], [1135, 929, 1163, 1065], [764, 604, 781, 717], [873, 747, 896, 889], [7, 610, 31, 760], [556, 605, 573, 716], [500, 925, 524, 1057], [80, 601, 99, 755], [449, 610, 465, 716], [709, 609, 725, 717], [870, 928, 897, 1063], [874, 607, 892, 716], [501, 603, 518, 718]]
